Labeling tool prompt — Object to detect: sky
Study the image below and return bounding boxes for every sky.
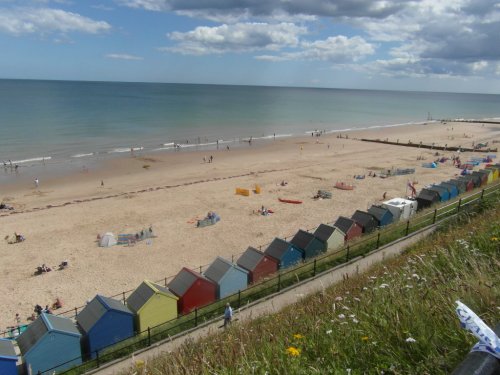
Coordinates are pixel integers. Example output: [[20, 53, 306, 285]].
[[1, 0, 500, 93]]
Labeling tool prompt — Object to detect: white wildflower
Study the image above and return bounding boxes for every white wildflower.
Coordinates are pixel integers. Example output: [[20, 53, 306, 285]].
[[380, 283, 389, 289], [362, 287, 368, 291], [342, 305, 350, 310], [405, 285, 413, 289], [369, 276, 377, 279], [349, 314, 356, 318], [411, 273, 420, 280], [326, 330, 333, 335], [335, 296, 343, 301], [406, 337, 417, 343], [354, 297, 361, 302], [338, 314, 346, 319], [352, 318, 359, 324]]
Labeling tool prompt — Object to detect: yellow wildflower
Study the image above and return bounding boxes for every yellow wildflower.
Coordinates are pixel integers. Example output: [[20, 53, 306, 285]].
[[286, 346, 301, 357], [361, 336, 369, 341], [491, 237, 498, 241], [293, 334, 304, 339]]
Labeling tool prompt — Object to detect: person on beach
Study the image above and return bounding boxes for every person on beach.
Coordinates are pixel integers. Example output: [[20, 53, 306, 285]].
[[203, 156, 206, 163], [224, 303, 233, 327], [15, 313, 21, 326], [210, 155, 213, 163], [34, 178, 39, 188], [101, 180, 104, 187]]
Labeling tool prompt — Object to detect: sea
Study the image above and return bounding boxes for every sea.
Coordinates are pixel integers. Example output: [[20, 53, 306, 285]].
[[1, 79, 499, 184]]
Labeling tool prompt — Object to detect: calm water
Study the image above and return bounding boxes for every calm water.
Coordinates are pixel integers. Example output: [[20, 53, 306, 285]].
[[1, 79, 499, 183]]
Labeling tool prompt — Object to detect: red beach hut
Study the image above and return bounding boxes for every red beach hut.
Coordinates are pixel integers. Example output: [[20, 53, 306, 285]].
[[237, 246, 278, 284], [334, 216, 363, 242], [168, 267, 217, 315]]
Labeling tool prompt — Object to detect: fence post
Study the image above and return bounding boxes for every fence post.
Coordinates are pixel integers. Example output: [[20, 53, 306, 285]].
[[148, 327, 151, 346], [232, 254, 234, 263], [481, 189, 485, 200], [199, 265, 202, 274], [313, 259, 317, 276], [405, 220, 410, 236], [458, 198, 462, 212], [122, 291, 126, 303], [277, 273, 281, 292], [74, 307, 78, 316], [433, 208, 437, 224], [346, 245, 350, 262], [376, 232, 380, 249], [96, 350, 100, 368], [194, 308, 198, 327], [238, 290, 241, 308]]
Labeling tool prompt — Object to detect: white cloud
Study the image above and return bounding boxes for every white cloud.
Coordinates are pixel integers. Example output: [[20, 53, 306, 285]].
[[0, 7, 111, 35], [256, 35, 374, 63], [105, 53, 144, 60], [163, 22, 307, 55]]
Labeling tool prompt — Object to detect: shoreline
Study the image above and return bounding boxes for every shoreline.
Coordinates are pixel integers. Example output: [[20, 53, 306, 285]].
[[0, 120, 499, 330]]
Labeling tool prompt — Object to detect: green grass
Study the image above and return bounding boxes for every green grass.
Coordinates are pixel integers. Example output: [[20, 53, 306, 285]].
[[124, 195, 500, 375]]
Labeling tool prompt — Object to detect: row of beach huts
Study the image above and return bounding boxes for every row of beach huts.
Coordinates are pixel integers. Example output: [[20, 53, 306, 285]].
[[2, 162, 499, 375]]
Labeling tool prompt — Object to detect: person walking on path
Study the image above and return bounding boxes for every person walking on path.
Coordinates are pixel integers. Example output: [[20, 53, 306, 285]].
[[224, 303, 233, 328]]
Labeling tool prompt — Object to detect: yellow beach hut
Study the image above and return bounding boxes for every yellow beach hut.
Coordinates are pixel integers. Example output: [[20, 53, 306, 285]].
[[126, 280, 178, 332], [485, 166, 498, 181], [479, 169, 494, 184]]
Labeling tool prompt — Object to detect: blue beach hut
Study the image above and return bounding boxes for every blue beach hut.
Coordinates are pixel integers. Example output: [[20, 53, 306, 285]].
[[17, 313, 82, 375], [77, 295, 134, 359], [367, 205, 394, 227], [264, 238, 304, 269], [437, 182, 458, 199], [289, 229, 326, 260], [204, 257, 249, 299], [0, 339, 18, 375], [427, 185, 450, 202]]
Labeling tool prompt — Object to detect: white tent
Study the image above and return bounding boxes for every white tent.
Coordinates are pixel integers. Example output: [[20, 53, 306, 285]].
[[382, 198, 418, 221], [99, 232, 117, 247]]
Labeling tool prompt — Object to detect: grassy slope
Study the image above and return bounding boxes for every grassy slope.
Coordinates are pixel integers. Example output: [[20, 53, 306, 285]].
[[129, 200, 500, 375]]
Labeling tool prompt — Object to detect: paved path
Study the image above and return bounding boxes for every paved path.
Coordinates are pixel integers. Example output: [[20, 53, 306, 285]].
[[89, 225, 437, 375]]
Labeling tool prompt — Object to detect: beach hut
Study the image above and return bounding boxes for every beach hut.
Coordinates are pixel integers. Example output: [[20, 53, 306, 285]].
[[17, 313, 82, 374], [168, 267, 217, 315], [237, 247, 278, 284], [382, 198, 418, 221], [77, 295, 134, 359], [447, 179, 466, 194], [289, 229, 326, 260], [367, 205, 394, 227], [472, 171, 488, 186], [457, 176, 475, 192], [333, 216, 363, 242], [479, 169, 494, 184], [99, 232, 116, 247], [313, 224, 345, 251], [264, 238, 304, 269], [461, 174, 482, 188], [204, 257, 249, 299], [485, 166, 499, 181], [437, 182, 459, 199], [351, 210, 378, 233], [0, 339, 18, 375], [427, 185, 450, 202], [416, 189, 440, 210], [126, 280, 178, 333]]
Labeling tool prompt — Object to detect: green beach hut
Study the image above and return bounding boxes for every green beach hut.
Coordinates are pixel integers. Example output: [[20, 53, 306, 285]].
[[126, 280, 179, 333], [313, 224, 345, 251]]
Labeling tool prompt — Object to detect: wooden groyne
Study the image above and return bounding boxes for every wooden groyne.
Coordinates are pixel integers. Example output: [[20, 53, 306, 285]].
[[360, 139, 497, 153]]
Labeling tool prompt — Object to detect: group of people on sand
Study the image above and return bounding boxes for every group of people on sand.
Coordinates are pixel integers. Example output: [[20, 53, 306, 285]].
[[4, 232, 25, 244], [203, 155, 214, 163]]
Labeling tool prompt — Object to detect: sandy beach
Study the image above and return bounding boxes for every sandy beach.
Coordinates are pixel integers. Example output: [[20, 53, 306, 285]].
[[0, 120, 498, 331]]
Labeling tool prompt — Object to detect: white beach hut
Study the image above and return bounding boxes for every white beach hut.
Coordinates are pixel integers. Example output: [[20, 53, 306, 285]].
[[99, 232, 117, 247]]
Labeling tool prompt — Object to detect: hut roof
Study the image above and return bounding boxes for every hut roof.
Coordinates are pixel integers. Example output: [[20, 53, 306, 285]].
[[204, 257, 246, 283], [169, 268, 208, 297], [290, 230, 315, 250], [237, 247, 265, 272], [428, 185, 449, 198], [367, 205, 391, 222], [0, 339, 16, 360], [127, 281, 177, 312], [418, 189, 440, 200], [265, 238, 295, 260], [334, 216, 356, 234], [447, 179, 465, 188], [18, 313, 80, 354], [351, 210, 376, 226], [313, 224, 343, 242], [77, 295, 131, 333]]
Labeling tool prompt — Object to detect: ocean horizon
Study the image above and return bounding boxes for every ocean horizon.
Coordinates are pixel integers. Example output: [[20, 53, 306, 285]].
[[1, 79, 499, 184]]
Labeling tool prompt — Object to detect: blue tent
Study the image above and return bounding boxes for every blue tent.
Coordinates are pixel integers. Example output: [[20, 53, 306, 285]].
[[437, 182, 459, 199], [264, 238, 304, 269], [204, 257, 249, 299], [17, 313, 81, 375], [77, 295, 135, 359], [0, 339, 18, 375]]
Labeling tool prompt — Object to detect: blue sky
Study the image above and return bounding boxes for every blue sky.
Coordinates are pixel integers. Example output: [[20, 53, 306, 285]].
[[1, 0, 500, 93]]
